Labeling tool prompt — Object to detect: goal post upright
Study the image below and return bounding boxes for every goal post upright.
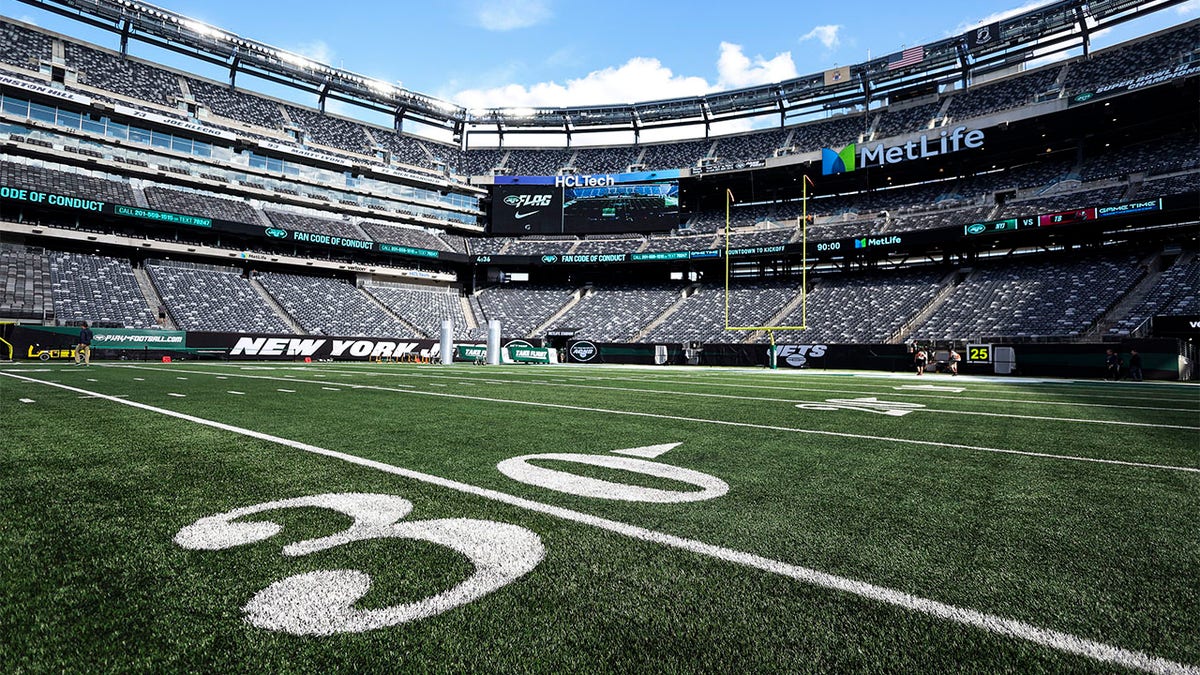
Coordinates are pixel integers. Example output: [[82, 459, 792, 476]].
[[802, 174, 813, 331], [724, 188, 733, 332], [722, 176, 812, 335]]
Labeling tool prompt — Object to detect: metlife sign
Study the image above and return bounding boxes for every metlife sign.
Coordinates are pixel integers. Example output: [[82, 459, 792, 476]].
[[822, 126, 985, 176], [490, 185, 564, 234]]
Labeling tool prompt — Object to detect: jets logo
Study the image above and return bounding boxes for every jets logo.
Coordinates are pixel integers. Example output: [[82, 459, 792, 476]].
[[569, 341, 598, 362], [502, 193, 554, 221], [775, 344, 827, 368]]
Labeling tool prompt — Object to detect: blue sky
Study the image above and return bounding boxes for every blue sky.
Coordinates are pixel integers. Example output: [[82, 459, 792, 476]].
[[1, 0, 1196, 136]]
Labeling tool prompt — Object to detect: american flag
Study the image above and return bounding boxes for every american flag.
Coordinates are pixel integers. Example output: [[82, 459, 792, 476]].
[[887, 46, 924, 70]]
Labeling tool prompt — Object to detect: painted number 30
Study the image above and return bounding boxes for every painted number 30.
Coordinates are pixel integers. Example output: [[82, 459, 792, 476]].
[[174, 493, 544, 636], [176, 443, 725, 635]]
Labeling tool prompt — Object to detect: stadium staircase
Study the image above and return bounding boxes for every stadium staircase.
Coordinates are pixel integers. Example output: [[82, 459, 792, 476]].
[[247, 276, 306, 335], [632, 283, 701, 342], [130, 183, 151, 208], [468, 294, 487, 329], [1084, 251, 1169, 338], [1119, 179, 1140, 201], [349, 219, 372, 241], [131, 265, 175, 330], [459, 292, 479, 331], [748, 287, 812, 344], [528, 285, 588, 338], [250, 203, 274, 229], [890, 269, 968, 344], [1052, 63, 1071, 89], [865, 112, 882, 141], [934, 97, 954, 127], [358, 287, 428, 337]]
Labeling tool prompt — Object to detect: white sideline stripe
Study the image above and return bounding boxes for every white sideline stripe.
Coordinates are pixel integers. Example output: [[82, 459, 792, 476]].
[[277, 389, 296, 393], [19, 398, 35, 403], [321, 387, 341, 392], [113, 365, 1200, 474], [0, 372, 1192, 675], [228, 391, 245, 395], [168, 393, 186, 398], [134, 377, 145, 381]]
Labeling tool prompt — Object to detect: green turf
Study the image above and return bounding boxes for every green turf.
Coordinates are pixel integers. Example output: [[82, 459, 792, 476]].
[[1, 361, 1197, 672]]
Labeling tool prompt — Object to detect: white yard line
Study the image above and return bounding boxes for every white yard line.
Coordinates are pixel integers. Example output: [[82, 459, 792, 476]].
[[0, 370, 1192, 675], [110, 365, 1200, 473]]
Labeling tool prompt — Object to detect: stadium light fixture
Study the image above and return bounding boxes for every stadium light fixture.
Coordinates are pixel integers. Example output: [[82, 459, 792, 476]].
[[368, 80, 397, 97], [180, 19, 221, 40]]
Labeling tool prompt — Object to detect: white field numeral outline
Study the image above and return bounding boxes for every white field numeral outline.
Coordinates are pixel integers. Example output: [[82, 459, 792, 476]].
[[175, 493, 544, 636], [796, 397, 926, 417], [497, 443, 729, 503]]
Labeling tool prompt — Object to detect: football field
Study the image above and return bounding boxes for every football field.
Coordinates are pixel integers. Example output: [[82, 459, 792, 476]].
[[2, 360, 1197, 672]]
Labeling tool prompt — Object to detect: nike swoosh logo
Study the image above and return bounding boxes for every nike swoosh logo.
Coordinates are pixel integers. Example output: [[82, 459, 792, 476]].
[[514, 211, 540, 219]]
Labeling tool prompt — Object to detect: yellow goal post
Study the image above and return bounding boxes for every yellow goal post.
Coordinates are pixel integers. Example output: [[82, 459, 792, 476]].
[[723, 176, 813, 349]]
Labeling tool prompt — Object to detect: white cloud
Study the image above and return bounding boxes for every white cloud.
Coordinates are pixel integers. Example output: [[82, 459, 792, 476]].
[[716, 42, 798, 89], [799, 25, 842, 50], [467, 0, 552, 31], [1177, 0, 1200, 15], [451, 42, 796, 110], [453, 56, 709, 109]]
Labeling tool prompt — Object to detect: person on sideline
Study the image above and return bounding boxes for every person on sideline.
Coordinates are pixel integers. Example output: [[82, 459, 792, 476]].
[[1105, 348, 1121, 381], [75, 322, 94, 367], [915, 347, 928, 376], [948, 347, 962, 376], [1128, 349, 1143, 382]]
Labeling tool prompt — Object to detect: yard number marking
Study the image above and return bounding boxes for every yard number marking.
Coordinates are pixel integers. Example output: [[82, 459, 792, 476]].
[[176, 493, 543, 635], [796, 397, 926, 417], [497, 443, 727, 503]]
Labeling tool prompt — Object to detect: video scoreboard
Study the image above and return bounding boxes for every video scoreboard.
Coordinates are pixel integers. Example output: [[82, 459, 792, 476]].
[[491, 182, 679, 235]]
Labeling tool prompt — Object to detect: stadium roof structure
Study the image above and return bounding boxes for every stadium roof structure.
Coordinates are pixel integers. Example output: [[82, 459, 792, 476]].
[[10, 0, 1196, 142]]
